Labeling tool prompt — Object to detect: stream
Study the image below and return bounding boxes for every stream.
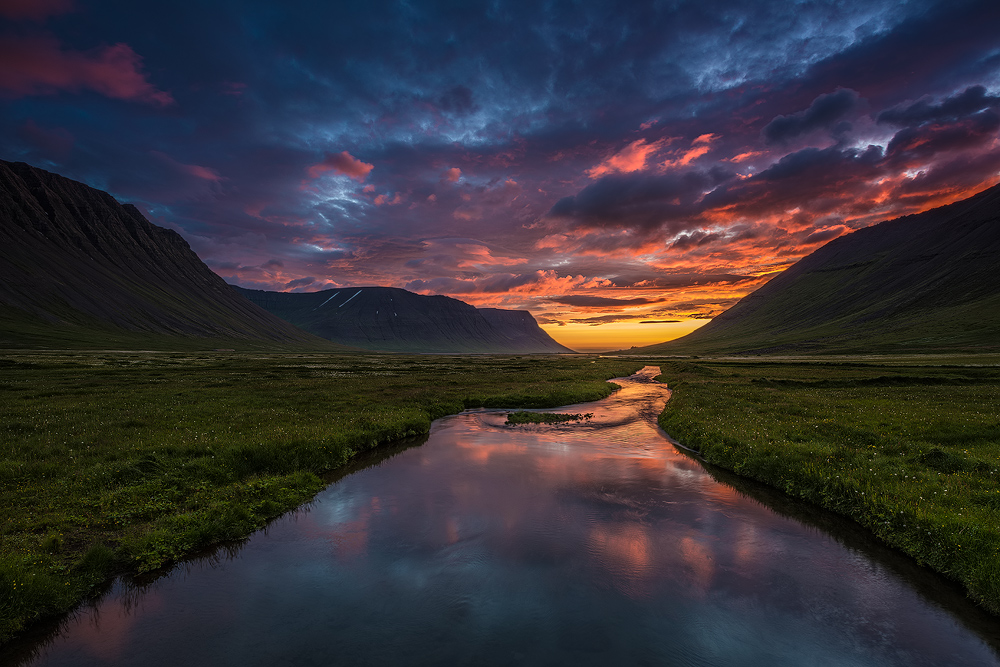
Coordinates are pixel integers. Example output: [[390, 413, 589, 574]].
[[5, 366, 999, 666]]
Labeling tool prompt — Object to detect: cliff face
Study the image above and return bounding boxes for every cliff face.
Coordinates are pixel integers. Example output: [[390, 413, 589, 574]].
[[235, 286, 574, 353], [0, 160, 326, 347], [642, 182, 1000, 355]]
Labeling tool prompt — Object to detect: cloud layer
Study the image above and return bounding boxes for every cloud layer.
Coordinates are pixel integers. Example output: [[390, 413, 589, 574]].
[[2, 0, 998, 349]]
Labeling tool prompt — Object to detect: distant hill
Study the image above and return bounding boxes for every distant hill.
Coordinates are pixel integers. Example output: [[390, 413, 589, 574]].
[[235, 286, 574, 353], [0, 160, 339, 350], [636, 182, 1000, 356]]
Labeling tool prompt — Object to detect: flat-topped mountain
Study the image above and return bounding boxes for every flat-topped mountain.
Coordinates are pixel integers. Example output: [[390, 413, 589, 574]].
[[235, 286, 574, 353], [639, 182, 1000, 355], [0, 160, 336, 350]]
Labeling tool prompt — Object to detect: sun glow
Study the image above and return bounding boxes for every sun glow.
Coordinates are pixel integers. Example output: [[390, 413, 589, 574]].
[[542, 319, 709, 352]]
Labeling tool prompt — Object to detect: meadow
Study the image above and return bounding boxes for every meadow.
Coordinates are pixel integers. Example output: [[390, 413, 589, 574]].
[[653, 355, 1000, 614], [3, 351, 1000, 643], [0, 352, 642, 641]]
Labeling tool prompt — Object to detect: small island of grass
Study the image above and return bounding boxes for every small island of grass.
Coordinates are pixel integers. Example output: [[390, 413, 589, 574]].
[[506, 411, 594, 425]]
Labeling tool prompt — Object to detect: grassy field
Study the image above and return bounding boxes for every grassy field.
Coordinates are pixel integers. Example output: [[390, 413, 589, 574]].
[[4, 351, 999, 643], [652, 355, 1000, 614], [0, 351, 643, 642]]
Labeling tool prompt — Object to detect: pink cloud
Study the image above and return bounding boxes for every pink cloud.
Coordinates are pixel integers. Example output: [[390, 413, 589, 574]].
[[0, 0, 73, 21], [183, 164, 224, 182], [150, 150, 225, 182], [443, 167, 462, 182], [0, 36, 173, 105], [306, 151, 374, 181], [586, 138, 666, 178], [374, 192, 402, 206]]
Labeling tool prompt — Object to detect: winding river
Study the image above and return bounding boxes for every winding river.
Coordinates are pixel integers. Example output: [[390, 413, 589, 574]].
[[5, 367, 999, 666]]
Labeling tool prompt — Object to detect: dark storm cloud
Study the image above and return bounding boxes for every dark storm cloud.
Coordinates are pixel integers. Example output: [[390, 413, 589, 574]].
[[549, 295, 664, 308], [284, 276, 315, 289], [795, 0, 1000, 105], [406, 273, 543, 294], [548, 168, 734, 232], [878, 86, 1000, 126], [762, 89, 861, 144], [3, 0, 999, 332], [550, 143, 888, 233], [885, 110, 1000, 164]]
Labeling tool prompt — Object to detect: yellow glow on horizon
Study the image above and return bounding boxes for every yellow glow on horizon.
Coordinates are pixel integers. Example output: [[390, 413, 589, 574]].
[[542, 319, 709, 352]]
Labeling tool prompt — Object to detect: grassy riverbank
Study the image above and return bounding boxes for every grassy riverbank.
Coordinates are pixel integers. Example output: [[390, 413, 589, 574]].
[[0, 351, 643, 642], [653, 355, 1000, 614]]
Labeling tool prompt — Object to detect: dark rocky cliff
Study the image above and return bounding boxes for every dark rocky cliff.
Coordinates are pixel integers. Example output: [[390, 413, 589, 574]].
[[0, 160, 327, 347], [235, 286, 574, 353]]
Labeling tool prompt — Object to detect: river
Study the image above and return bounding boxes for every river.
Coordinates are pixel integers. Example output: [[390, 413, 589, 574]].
[[5, 367, 999, 666]]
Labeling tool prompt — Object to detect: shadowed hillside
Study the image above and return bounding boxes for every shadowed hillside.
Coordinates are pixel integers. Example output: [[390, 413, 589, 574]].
[[0, 160, 340, 350], [637, 182, 1000, 355], [235, 286, 574, 353]]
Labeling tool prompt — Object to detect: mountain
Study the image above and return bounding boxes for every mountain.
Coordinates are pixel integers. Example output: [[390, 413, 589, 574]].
[[638, 182, 1000, 355], [0, 160, 339, 350], [235, 286, 574, 353]]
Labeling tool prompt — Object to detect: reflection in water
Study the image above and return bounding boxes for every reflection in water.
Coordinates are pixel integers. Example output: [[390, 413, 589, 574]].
[[5, 367, 1000, 666]]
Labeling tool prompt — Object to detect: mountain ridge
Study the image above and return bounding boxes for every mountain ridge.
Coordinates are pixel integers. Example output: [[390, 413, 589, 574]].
[[235, 286, 574, 354], [0, 159, 339, 350], [635, 182, 1000, 355]]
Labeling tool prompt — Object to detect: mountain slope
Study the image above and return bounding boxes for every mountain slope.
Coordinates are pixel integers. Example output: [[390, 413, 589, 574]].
[[235, 286, 574, 353], [0, 160, 338, 350], [639, 182, 1000, 355]]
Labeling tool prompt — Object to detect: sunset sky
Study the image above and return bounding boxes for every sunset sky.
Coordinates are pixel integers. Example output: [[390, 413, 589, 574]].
[[2, 0, 999, 351]]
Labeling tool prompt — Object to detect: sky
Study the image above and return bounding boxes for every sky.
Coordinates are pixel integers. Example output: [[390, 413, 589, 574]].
[[2, 0, 999, 351]]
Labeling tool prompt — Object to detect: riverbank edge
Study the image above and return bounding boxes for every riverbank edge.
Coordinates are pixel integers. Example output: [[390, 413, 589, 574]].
[[656, 384, 1000, 617], [0, 375, 631, 647]]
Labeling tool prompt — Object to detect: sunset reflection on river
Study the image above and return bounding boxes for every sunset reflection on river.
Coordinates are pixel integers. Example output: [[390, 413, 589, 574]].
[[10, 368, 999, 667]]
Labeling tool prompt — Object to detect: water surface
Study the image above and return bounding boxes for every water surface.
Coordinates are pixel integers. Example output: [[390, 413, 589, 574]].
[[7, 367, 1000, 666]]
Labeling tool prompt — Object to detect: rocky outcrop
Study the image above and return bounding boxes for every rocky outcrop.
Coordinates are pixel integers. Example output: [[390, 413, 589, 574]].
[[235, 286, 574, 353], [0, 160, 326, 347]]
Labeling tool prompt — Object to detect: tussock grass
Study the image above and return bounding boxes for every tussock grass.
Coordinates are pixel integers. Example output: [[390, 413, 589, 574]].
[[505, 411, 594, 425], [654, 357, 1000, 614], [0, 351, 642, 641]]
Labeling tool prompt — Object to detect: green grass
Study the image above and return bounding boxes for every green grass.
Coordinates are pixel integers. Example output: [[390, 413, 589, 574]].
[[0, 351, 642, 642], [652, 355, 1000, 614], [505, 411, 594, 425]]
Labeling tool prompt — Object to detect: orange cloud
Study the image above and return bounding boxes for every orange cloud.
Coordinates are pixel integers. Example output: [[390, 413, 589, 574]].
[[726, 150, 764, 163], [307, 151, 374, 181], [443, 167, 461, 182], [586, 138, 666, 178], [0, 36, 173, 105]]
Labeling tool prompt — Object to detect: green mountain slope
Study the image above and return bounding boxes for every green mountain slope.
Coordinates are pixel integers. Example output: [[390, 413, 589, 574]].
[[0, 160, 341, 351], [639, 182, 1000, 355], [235, 286, 574, 353]]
